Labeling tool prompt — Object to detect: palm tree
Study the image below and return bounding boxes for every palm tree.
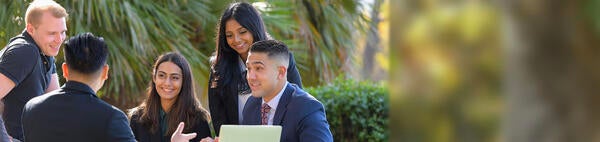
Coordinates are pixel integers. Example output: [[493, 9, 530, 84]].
[[1, 0, 216, 109], [248, 0, 368, 85], [0, 0, 27, 42], [0, 0, 368, 110]]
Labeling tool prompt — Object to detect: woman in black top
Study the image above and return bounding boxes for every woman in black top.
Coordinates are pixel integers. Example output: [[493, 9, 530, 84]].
[[130, 52, 211, 142], [208, 2, 303, 134]]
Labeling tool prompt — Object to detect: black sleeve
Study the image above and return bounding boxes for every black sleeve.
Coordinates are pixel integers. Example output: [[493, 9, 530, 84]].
[[287, 53, 303, 88], [0, 44, 38, 85], [0, 116, 12, 142], [107, 109, 136, 142], [191, 117, 212, 141], [129, 113, 140, 141], [208, 72, 225, 135]]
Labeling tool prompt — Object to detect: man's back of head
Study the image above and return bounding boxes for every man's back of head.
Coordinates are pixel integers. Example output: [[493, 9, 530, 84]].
[[63, 33, 109, 91]]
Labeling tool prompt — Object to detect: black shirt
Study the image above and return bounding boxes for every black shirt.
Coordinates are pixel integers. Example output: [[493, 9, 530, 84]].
[[22, 81, 136, 142], [129, 108, 211, 142], [0, 31, 55, 141]]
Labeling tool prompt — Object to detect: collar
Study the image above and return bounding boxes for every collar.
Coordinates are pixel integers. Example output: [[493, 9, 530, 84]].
[[21, 30, 46, 56], [238, 56, 247, 72], [159, 108, 167, 118], [262, 82, 288, 111], [62, 81, 97, 98], [21, 30, 36, 45]]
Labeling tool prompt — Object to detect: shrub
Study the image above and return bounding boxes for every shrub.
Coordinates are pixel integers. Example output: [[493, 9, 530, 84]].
[[306, 78, 388, 142]]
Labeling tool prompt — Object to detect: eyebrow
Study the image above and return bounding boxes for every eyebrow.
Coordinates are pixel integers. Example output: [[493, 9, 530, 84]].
[[247, 61, 265, 66], [157, 71, 181, 76], [226, 27, 246, 33]]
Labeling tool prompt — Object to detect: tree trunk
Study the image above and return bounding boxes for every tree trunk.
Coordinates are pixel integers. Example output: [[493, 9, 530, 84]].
[[503, 0, 600, 141], [362, 0, 383, 80]]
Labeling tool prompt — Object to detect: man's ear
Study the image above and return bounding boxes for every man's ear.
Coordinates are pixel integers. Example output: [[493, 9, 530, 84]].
[[101, 64, 109, 80], [26, 24, 35, 36], [278, 65, 287, 80], [62, 63, 69, 80]]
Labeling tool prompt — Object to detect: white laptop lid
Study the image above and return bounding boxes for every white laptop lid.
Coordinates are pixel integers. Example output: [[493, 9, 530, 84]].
[[219, 125, 282, 142]]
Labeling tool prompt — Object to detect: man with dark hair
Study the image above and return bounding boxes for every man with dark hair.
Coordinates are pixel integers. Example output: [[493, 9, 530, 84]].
[[202, 40, 331, 142], [242, 40, 333, 142], [21, 33, 135, 142], [0, 1, 68, 140]]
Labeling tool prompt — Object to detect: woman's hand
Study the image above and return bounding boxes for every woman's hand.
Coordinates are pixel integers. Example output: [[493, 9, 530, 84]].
[[200, 136, 219, 142], [171, 122, 197, 142]]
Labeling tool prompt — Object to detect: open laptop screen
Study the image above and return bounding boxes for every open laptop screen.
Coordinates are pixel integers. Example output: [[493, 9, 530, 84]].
[[219, 125, 282, 142]]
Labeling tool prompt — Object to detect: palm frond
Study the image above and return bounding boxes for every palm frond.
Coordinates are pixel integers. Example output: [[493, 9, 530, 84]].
[[0, 0, 368, 108], [58, 0, 215, 108]]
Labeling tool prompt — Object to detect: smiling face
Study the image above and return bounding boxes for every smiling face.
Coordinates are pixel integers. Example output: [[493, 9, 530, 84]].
[[27, 11, 67, 57], [246, 52, 287, 101], [225, 18, 254, 58], [154, 61, 183, 104]]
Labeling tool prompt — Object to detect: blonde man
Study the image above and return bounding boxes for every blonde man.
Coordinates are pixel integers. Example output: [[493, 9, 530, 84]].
[[0, 0, 67, 141]]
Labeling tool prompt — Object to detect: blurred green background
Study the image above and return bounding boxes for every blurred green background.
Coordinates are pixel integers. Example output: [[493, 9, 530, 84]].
[[389, 0, 600, 142], [390, 0, 502, 141]]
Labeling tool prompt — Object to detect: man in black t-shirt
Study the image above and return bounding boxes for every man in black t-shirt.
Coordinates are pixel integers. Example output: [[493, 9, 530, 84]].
[[0, 0, 68, 141]]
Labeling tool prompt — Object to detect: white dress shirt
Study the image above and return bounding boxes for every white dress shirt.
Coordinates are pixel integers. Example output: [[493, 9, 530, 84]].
[[261, 82, 288, 125]]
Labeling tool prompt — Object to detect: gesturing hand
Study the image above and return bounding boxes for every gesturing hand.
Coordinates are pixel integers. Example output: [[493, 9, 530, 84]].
[[200, 136, 219, 142], [171, 122, 197, 142]]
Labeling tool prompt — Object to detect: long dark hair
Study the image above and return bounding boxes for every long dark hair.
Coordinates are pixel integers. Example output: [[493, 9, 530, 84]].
[[211, 2, 268, 90], [132, 52, 208, 135]]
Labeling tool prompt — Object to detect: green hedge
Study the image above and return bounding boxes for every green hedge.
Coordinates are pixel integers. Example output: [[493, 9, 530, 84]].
[[307, 78, 388, 142]]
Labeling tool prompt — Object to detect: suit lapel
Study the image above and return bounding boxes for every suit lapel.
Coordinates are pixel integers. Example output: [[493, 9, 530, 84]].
[[243, 97, 262, 125], [273, 84, 295, 125]]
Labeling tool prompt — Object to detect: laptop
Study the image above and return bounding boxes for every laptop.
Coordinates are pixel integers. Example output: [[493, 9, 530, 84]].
[[219, 125, 282, 142]]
